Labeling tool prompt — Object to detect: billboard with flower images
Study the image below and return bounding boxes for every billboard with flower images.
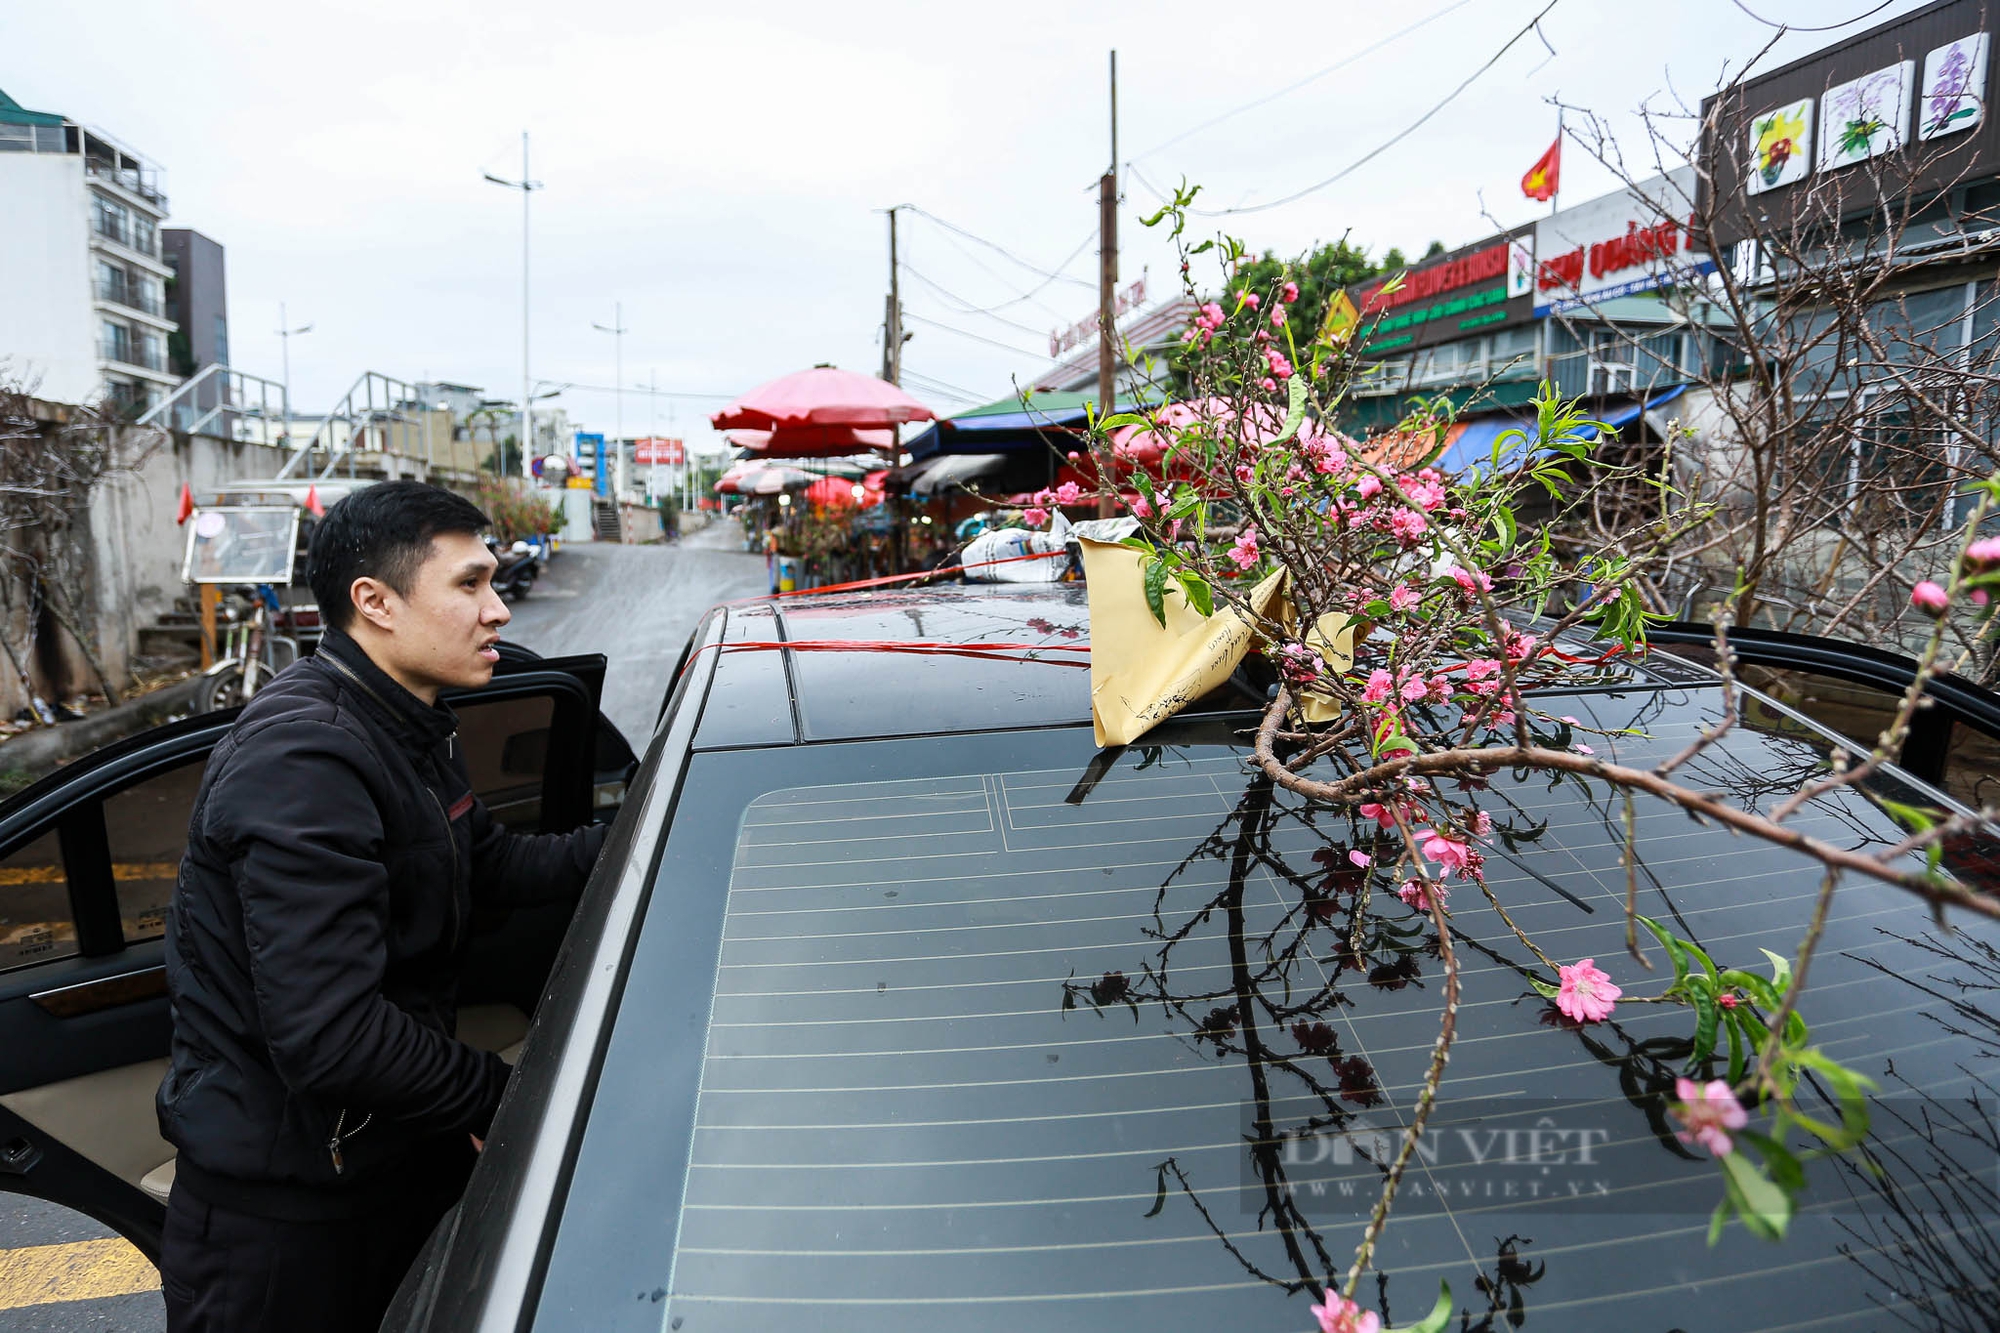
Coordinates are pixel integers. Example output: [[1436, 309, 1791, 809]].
[[1820, 61, 1913, 170], [1920, 33, 1990, 140], [1746, 98, 1813, 195]]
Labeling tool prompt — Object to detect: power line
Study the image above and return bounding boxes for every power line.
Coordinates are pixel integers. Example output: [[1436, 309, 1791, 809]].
[[539, 380, 734, 400], [900, 264, 1059, 338], [898, 230, 1097, 318], [1187, 0, 1561, 217], [900, 368, 988, 405], [903, 311, 1049, 359], [899, 205, 1098, 288], [1129, 0, 1482, 162], [1729, 0, 1896, 32]]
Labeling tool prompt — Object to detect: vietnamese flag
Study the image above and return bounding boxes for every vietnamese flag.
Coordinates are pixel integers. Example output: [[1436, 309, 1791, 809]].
[[1521, 135, 1561, 202], [175, 482, 194, 525], [304, 484, 325, 517]]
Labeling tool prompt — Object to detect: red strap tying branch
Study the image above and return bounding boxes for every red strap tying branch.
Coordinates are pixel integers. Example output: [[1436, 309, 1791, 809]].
[[678, 638, 1092, 678], [719, 549, 1070, 608]]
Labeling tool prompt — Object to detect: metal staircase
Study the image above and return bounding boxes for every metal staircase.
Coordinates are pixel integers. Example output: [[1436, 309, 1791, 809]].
[[591, 497, 622, 542]]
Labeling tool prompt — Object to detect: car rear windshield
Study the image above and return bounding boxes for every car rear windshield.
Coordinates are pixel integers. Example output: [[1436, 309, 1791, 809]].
[[537, 686, 2000, 1332]]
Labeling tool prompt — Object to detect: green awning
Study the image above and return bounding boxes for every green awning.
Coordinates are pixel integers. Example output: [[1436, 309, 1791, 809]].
[[0, 88, 64, 129]]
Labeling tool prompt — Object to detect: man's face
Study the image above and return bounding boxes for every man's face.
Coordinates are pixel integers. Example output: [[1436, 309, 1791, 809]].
[[372, 530, 510, 693]]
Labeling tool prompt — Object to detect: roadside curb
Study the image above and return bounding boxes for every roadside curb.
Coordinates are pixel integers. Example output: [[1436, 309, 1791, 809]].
[[0, 675, 206, 783]]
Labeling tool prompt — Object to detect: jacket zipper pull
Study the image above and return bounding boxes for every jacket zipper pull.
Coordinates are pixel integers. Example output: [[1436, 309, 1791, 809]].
[[328, 1110, 346, 1175]]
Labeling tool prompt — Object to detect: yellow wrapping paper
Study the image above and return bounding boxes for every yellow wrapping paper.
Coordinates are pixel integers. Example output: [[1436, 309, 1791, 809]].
[[1079, 538, 1353, 746]]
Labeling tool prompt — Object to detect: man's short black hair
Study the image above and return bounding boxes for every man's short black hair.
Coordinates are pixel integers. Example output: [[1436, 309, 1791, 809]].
[[306, 480, 490, 631]]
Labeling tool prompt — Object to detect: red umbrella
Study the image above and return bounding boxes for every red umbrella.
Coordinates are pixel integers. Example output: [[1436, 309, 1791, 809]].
[[712, 366, 936, 431], [727, 424, 897, 459], [803, 475, 883, 509]]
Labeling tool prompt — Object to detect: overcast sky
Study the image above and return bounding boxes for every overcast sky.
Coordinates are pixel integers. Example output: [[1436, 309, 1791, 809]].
[[7, 0, 1932, 454]]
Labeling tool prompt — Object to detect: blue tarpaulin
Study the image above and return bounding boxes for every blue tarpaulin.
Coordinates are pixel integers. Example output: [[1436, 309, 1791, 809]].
[[1431, 385, 1685, 477]]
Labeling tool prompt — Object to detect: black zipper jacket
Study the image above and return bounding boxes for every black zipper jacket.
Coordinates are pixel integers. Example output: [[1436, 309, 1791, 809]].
[[157, 630, 607, 1217]]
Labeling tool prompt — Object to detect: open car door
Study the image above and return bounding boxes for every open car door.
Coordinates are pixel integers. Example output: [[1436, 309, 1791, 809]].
[[0, 651, 633, 1262]]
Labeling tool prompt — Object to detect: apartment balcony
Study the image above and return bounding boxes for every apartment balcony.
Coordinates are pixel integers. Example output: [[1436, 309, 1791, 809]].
[[94, 279, 165, 319], [84, 156, 167, 211]]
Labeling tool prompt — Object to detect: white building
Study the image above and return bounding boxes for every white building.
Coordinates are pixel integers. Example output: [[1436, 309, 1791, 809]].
[[0, 87, 179, 414]]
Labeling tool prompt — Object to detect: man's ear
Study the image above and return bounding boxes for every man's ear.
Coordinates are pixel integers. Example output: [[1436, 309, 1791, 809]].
[[349, 576, 400, 633]]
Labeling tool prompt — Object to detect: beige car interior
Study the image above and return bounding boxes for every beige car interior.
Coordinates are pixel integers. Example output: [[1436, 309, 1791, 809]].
[[0, 1002, 529, 1206]]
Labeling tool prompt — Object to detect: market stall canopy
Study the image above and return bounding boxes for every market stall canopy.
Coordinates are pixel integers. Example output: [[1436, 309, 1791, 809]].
[[715, 461, 816, 495], [903, 390, 1160, 461], [802, 475, 884, 509], [712, 366, 935, 432], [726, 424, 897, 459]]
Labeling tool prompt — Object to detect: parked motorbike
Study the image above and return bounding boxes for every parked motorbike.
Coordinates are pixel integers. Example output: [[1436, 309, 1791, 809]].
[[491, 537, 540, 600]]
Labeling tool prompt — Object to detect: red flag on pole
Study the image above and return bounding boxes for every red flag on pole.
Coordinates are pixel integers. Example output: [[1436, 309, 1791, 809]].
[[304, 484, 325, 517], [1521, 136, 1561, 202], [175, 483, 194, 525]]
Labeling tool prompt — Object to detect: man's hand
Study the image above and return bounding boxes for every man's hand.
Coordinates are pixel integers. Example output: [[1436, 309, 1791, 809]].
[[471, 1134, 484, 1153]]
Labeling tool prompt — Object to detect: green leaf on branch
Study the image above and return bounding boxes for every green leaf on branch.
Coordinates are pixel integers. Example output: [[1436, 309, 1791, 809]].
[[1271, 375, 1308, 445], [1638, 916, 1691, 991], [1718, 1150, 1792, 1241], [1143, 557, 1170, 628], [1396, 1281, 1454, 1333], [1526, 973, 1561, 1000], [1177, 572, 1213, 617]]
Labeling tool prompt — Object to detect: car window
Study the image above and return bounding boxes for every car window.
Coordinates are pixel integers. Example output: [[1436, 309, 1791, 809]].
[[101, 759, 205, 944], [1944, 719, 2000, 811], [454, 694, 557, 831], [0, 829, 75, 973], [1734, 662, 1900, 751], [540, 694, 2000, 1332]]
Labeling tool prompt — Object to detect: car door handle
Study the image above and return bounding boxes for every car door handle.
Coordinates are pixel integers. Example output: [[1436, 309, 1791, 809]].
[[28, 965, 168, 1018]]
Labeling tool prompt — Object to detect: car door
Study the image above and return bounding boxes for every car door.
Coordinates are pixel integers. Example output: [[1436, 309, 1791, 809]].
[[0, 652, 631, 1263]]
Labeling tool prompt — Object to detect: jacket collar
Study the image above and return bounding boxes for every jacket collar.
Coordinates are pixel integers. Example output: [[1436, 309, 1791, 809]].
[[313, 628, 457, 759]]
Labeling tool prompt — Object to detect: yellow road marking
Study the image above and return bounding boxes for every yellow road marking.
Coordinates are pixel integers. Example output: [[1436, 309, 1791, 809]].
[[0, 862, 179, 886], [0, 1237, 160, 1311]]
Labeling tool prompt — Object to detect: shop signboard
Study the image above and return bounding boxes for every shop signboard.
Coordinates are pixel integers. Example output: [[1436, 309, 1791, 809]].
[[1345, 225, 1536, 354], [1532, 167, 1715, 317], [634, 436, 685, 466], [574, 432, 607, 496], [1699, 0, 1999, 246]]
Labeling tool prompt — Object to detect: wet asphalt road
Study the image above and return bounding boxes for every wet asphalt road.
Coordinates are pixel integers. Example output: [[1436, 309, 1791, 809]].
[[501, 518, 767, 742], [0, 517, 766, 1331]]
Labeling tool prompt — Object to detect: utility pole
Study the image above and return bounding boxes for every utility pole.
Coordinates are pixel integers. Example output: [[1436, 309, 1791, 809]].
[[881, 207, 903, 385], [593, 302, 628, 496], [484, 132, 542, 482], [276, 303, 312, 450], [1097, 49, 1119, 519]]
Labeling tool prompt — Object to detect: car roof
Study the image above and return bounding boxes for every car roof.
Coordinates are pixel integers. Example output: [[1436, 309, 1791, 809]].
[[689, 582, 1684, 749]]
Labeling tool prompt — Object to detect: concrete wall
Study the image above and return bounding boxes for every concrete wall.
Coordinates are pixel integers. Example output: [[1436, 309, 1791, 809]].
[[87, 428, 295, 690], [0, 154, 97, 404]]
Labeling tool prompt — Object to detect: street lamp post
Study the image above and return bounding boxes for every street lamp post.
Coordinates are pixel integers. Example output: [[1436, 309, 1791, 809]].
[[484, 132, 542, 482], [592, 303, 628, 497], [276, 303, 312, 449]]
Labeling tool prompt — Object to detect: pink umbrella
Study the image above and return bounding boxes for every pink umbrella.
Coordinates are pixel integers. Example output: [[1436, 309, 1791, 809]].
[[727, 423, 897, 459], [712, 366, 936, 432]]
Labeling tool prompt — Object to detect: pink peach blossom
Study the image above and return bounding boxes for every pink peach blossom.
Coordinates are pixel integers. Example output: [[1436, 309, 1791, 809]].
[[1397, 879, 1448, 912], [1671, 1077, 1749, 1156], [1556, 958, 1621, 1024], [1281, 281, 1300, 303], [1419, 831, 1473, 877], [1053, 481, 1082, 506], [1355, 474, 1383, 500], [1965, 535, 2000, 565], [1388, 583, 1418, 612], [1911, 581, 1949, 613], [1360, 669, 1395, 704], [1130, 496, 1153, 518], [1228, 526, 1261, 571], [1310, 1289, 1380, 1333], [1021, 507, 1048, 527], [1348, 849, 1371, 868]]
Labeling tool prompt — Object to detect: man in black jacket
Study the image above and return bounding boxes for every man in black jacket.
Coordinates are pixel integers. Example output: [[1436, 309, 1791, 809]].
[[156, 481, 606, 1332]]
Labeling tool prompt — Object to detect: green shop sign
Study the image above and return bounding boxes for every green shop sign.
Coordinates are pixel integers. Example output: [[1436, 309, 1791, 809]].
[[1364, 283, 1510, 344]]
